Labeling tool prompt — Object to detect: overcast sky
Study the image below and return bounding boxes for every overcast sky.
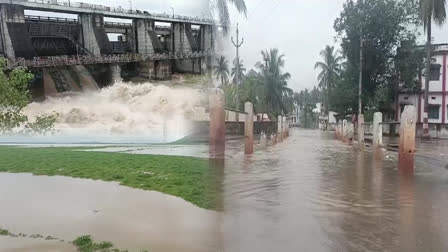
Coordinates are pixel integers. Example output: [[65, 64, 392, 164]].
[[29, 0, 448, 92]]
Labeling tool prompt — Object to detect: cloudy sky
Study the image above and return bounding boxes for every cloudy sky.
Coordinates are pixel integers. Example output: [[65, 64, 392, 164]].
[[29, 0, 448, 92]]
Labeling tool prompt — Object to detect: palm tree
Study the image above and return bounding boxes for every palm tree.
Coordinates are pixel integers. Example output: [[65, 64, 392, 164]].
[[419, 0, 446, 137], [231, 57, 246, 84], [314, 45, 342, 130], [214, 0, 247, 33], [213, 56, 230, 86], [256, 48, 293, 116]]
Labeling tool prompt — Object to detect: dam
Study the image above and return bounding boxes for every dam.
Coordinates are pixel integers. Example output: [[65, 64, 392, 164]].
[[0, 0, 216, 96]]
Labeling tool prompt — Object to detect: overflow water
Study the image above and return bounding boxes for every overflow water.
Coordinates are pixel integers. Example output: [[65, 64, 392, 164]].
[[16, 81, 206, 144], [222, 129, 448, 252]]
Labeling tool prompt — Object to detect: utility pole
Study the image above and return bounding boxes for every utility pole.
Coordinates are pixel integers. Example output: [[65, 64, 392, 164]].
[[357, 25, 365, 148], [358, 29, 363, 116], [231, 23, 244, 110]]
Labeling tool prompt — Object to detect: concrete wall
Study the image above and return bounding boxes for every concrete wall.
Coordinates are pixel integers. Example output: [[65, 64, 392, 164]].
[[193, 121, 277, 136], [200, 25, 213, 51], [172, 23, 191, 52], [0, 4, 35, 58], [138, 60, 171, 80], [79, 13, 111, 55], [398, 93, 447, 124], [175, 58, 201, 74], [42, 66, 99, 96], [133, 19, 155, 55]]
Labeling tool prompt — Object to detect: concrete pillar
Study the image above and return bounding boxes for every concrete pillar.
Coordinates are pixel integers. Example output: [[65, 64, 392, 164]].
[[209, 89, 225, 159], [277, 115, 283, 142], [0, 5, 35, 59], [111, 64, 122, 83], [200, 25, 213, 52], [79, 13, 111, 55], [335, 120, 339, 139], [260, 132, 267, 149], [399, 105, 416, 172], [154, 60, 172, 80], [358, 114, 365, 148], [342, 119, 348, 142], [172, 23, 192, 52], [244, 102, 254, 154], [271, 134, 277, 145], [282, 117, 287, 139], [133, 19, 155, 55], [373, 112, 383, 149]]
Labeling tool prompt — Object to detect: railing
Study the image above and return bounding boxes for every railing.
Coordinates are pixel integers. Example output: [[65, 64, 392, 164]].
[[104, 21, 132, 28], [25, 15, 78, 24], [5, 51, 214, 68], [21, 0, 215, 24]]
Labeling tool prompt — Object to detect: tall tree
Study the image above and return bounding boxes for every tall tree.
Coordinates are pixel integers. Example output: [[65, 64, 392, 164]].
[[214, 0, 247, 33], [334, 0, 420, 117], [314, 45, 343, 126], [231, 57, 246, 84], [213, 56, 230, 86], [256, 48, 293, 116], [419, 0, 446, 137]]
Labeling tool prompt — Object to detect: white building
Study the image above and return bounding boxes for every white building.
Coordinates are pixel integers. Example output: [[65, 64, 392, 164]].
[[397, 43, 448, 138]]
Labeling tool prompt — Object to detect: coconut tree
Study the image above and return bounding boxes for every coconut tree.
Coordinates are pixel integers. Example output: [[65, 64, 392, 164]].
[[214, 0, 247, 33], [213, 56, 230, 86], [231, 57, 246, 84], [314, 45, 343, 130], [256, 48, 293, 116], [419, 0, 446, 137]]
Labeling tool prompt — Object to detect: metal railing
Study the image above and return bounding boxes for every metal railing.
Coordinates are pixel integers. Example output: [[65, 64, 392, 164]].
[[5, 51, 214, 68], [25, 15, 78, 24], [22, 0, 215, 24], [104, 21, 132, 28]]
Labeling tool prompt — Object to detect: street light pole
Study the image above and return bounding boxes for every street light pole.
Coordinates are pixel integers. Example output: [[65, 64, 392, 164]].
[[231, 23, 244, 111]]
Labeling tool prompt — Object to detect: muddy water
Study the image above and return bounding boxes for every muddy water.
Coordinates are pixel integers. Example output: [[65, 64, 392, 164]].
[[0, 173, 220, 252], [222, 129, 448, 252]]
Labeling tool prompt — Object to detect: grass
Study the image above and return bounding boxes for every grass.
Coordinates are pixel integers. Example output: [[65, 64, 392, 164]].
[[0, 146, 219, 209], [0, 228, 9, 236], [72, 235, 149, 252]]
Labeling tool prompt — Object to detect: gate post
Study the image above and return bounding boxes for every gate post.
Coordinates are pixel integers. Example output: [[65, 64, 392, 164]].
[[358, 114, 365, 148], [373, 112, 383, 149], [277, 115, 283, 142], [244, 102, 254, 154], [342, 119, 348, 142], [209, 89, 225, 159], [399, 105, 416, 172]]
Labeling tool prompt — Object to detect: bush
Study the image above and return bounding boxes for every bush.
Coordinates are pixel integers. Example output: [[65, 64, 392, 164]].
[[0, 58, 56, 135]]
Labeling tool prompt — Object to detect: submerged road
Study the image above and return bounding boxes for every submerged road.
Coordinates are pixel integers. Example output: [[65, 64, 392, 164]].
[[222, 129, 448, 252]]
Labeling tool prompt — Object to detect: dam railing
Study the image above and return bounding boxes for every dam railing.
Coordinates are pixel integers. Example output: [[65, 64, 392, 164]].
[[5, 51, 214, 69]]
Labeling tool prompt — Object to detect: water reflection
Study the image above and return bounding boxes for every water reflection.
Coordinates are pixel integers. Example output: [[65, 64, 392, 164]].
[[222, 129, 448, 252]]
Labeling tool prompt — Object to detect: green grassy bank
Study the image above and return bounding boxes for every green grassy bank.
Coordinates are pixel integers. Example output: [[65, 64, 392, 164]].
[[0, 146, 218, 209]]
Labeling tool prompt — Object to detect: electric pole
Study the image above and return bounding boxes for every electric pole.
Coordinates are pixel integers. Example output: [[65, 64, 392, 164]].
[[358, 29, 363, 116], [231, 23, 244, 110]]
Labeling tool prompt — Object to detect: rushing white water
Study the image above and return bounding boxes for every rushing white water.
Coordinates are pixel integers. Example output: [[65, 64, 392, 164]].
[[16, 82, 207, 143]]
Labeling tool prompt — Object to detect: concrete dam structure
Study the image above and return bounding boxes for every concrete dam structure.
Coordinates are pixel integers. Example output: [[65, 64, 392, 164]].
[[0, 0, 216, 96]]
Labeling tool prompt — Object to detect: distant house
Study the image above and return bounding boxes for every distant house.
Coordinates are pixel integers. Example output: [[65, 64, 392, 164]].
[[396, 43, 448, 138]]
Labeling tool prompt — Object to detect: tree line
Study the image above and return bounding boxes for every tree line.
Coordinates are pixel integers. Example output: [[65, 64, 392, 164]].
[[313, 0, 445, 130], [213, 48, 304, 121]]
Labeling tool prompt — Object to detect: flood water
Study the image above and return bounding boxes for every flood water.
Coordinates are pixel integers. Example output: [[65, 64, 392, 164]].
[[222, 129, 448, 252], [0, 173, 220, 252], [1, 129, 448, 251]]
